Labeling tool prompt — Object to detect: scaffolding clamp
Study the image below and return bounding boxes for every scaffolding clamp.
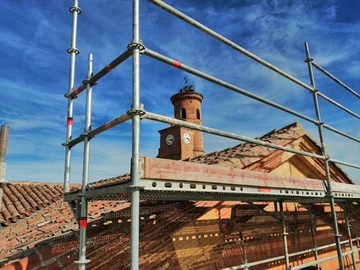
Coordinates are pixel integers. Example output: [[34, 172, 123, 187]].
[[67, 47, 80, 55], [69, 6, 82, 14], [128, 184, 145, 190], [127, 106, 146, 118], [64, 93, 79, 99], [127, 41, 146, 54], [82, 79, 97, 87], [304, 57, 313, 63], [80, 132, 94, 141]]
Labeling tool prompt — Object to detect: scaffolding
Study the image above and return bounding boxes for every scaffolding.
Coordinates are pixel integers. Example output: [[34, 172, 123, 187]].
[[62, 1, 360, 270]]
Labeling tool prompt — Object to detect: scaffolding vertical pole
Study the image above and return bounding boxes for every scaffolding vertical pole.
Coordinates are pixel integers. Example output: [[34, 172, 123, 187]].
[[308, 205, 320, 270], [64, 0, 81, 193], [130, 0, 141, 269], [280, 201, 290, 269], [304, 42, 345, 270], [75, 54, 93, 270], [344, 203, 358, 270]]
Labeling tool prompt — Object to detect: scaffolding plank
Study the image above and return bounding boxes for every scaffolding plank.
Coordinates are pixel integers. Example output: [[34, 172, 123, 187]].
[[64, 157, 360, 202], [140, 157, 326, 190]]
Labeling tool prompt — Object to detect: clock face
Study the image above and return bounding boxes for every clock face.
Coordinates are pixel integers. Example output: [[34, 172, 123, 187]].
[[183, 133, 191, 144], [166, 134, 174, 145]]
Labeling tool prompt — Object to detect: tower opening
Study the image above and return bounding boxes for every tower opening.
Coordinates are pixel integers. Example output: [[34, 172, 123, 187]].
[[181, 108, 187, 119]]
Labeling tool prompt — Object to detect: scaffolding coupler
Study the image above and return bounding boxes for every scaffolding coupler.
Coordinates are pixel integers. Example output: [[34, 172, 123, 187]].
[[69, 6, 82, 14], [127, 41, 146, 54], [67, 47, 80, 55], [127, 106, 146, 118]]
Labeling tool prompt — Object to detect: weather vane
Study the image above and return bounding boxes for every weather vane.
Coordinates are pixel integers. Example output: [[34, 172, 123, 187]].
[[180, 76, 194, 93]]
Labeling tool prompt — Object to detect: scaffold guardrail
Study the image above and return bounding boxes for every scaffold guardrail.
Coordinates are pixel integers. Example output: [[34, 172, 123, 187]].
[[63, 0, 359, 269]]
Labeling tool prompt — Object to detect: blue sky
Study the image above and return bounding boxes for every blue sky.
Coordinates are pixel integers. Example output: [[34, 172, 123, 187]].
[[0, 0, 359, 184]]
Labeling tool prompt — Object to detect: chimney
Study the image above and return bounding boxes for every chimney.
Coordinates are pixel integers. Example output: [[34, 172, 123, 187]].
[[0, 125, 10, 210], [157, 85, 204, 160]]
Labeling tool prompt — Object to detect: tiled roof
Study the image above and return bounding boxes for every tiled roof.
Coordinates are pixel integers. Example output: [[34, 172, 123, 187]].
[[0, 182, 66, 226], [0, 182, 129, 261], [187, 122, 307, 170]]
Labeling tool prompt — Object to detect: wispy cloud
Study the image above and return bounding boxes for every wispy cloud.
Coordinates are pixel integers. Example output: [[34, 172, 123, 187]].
[[0, 0, 358, 184]]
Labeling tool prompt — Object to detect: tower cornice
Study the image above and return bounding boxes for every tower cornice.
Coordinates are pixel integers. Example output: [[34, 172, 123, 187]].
[[170, 91, 203, 104]]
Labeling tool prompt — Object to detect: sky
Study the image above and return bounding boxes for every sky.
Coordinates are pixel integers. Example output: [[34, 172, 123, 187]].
[[0, 0, 359, 185]]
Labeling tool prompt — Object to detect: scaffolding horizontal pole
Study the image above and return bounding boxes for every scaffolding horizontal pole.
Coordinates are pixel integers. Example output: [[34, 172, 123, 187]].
[[65, 112, 131, 148], [323, 123, 360, 144], [148, 0, 315, 93], [222, 238, 359, 270], [317, 91, 360, 120], [142, 111, 325, 161], [291, 250, 357, 270], [329, 157, 360, 170], [221, 254, 286, 270], [144, 48, 318, 125], [66, 50, 132, 98], [311, 61, 360, 99]]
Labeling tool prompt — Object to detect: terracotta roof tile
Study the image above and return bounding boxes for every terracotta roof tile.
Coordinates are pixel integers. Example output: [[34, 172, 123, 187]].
[[0, 183, 69, 226], [0, 187, 130, 261], [188, 122, 305, 170]]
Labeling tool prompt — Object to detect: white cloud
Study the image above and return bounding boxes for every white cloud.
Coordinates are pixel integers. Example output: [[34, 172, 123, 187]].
[[0, 0, 358, 184]]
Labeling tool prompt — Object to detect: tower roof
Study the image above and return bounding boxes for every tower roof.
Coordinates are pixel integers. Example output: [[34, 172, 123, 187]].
[[170, 85, 203, 104]]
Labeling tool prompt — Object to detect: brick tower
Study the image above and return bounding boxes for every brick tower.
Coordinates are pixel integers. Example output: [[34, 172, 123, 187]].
[[157, 85, 204, 160]]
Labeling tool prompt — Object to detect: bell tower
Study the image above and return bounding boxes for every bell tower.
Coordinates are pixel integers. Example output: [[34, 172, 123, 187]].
[[157, 84, 204, 160]]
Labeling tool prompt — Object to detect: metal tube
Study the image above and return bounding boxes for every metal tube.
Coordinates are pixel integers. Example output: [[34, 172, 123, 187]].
[[308, 206, 320, 270], [75, 54, 93, 269], [279, 201, 290, 269], [67, 50, 132, 98], [241, 240, 248, 270], [64, 0, 81, 193], [329, 157, 360, 170], [66, 112, 131, 149], [323, 123, 360, 144], [130, 0, 141, 269], [221, 238, 360, 270], [221, 254, 286, 270], [317, 91, 360, 120], [311, 61, 360, 99], [305, 42, 344, 270], [344, 203, 358, 270]]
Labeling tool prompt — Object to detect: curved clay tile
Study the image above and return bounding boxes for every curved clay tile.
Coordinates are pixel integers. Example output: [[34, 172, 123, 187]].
[[46, 185, 62, 200], [23, 185, 43, 209], [8, 184, 30, 212], [16, 184, 38, 211], [54, 184, 65, 193], [0, 211, 10, 226], [2, 193, 20, 220], [30, 185, 50, 205], [37, 185, 54, 202], [1, 206, 11, 221], [6, 185, 28, 218]]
